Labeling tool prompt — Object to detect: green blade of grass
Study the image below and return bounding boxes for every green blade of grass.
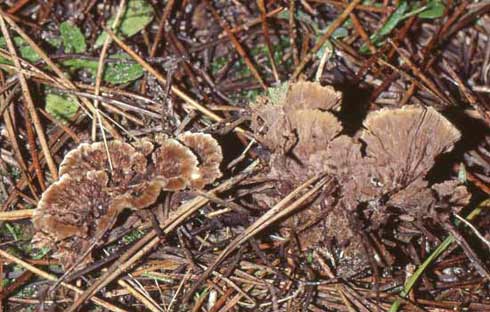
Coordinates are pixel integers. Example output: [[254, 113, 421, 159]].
[[389, 199, 489, 312]]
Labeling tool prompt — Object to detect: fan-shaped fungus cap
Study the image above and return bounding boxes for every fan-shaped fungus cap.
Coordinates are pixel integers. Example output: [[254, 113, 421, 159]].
[[33, 134, 224, 269], [32, 170, 162, 269], [151, 139, 199, 190], [250, 100, 292, 152], [132, 139, 154, 156], [360, 106, 461, 190], [60, 141, 148, 186], [250, 81, 342, 153], [32, 171, 112, 268], [288, 110, 342, 160], [284, 81, 342, 113], [330, 106, 460, 204], [178, 132, 223, 189]]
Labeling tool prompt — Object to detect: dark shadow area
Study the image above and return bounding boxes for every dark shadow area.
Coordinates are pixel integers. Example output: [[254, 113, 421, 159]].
[[334, 83, 372, 135], [427, 108, 490, 182]]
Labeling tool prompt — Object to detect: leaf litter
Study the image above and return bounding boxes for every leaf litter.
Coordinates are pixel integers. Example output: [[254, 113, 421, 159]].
[[1, 1, 490, 311]]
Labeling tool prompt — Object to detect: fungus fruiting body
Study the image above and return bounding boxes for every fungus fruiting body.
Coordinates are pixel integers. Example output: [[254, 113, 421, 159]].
[[251, 81, 470, 269], [32, 133, 223, 269]]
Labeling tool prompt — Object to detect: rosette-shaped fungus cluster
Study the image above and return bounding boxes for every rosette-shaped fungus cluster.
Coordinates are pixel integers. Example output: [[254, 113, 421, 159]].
[[32, 133, 222, 269], [251, 81, 470, 257]]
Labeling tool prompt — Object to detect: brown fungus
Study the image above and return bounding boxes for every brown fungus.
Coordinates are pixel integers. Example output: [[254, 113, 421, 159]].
[[250, 82, 345, 251], [32, 133, 223, 269], [360, 106, 461, 191], [250, 97, 292, 152], [250, 86, 470, 268], [59, 141, 148, 187], [341, 106, 463, 214], [288, 109, 342, 161], [250, 81, 342, 153], [151, 138, 199, 190], [32, 171, 112, 268], [177, 132, 223, 189], [284, 80, 342, 113]]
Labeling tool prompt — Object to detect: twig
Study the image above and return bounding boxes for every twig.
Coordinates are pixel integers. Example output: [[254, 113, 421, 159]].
[[0, 11, 123, 140], [1, 89, 39, 199], [0, 209, 34, 221], [92, 0, 127, 174], [292, 0, 362, 79], [257, 0, 280, 83], [0, 14, 59, 180], [118, 279, 162, 312], [204, 0, 267, 90], [0, 249, 128, 312], [185, 175, 331, 302], [150, 0, 175, 57], [389, 199, 490, 311], [454, 213, 490, 249], [308, 0, 392, 13]]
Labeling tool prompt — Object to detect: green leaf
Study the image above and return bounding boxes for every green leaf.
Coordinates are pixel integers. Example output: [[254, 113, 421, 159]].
[[360, 0, 408, 54], [103, 54, 145, 83], [45, 36, 63, 48], [95, 0, 154, 48], [332, 27, 349, 39], [61, 53, 144, 84], [0, 36, 40, 63], [45, 93, 79, 123], [418, 1, 445, 19], [267, 82, 289, 106], [60, 21, 87, 53], [316, 40, 334, 59], [377, 1, 408, 38]]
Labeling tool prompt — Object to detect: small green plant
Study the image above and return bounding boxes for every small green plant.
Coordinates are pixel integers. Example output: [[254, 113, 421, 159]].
[[95, 0, 154, 48]]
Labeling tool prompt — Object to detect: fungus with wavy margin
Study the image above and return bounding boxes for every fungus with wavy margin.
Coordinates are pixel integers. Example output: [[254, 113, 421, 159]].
[[32, 171, 112, 268], [151, 138, 200, 190], [59, 140, 150, 187], [32, 134, 223, 269], [177, 132, 223, 189], [357, 106, 460, 205]]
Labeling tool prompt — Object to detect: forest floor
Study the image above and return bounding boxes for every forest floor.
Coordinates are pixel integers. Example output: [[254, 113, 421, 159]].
[[1, 1, 490, 311]]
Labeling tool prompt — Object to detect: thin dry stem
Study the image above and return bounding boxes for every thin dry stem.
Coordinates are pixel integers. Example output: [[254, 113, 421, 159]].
[[0, 11, 123, 140], [0, 14, 58, 180], [292, 0, 362, 79], [92, 0, 126, 153], [118, 279, 163, 312], [0, 209, 34, 221], [105, 28, 247, 136], [0, 249, 128, 312]]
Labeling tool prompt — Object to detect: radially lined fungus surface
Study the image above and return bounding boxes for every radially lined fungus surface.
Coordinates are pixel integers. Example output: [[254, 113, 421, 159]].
[[32, 133, 223, 269], [251, 81, 471, 273]]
